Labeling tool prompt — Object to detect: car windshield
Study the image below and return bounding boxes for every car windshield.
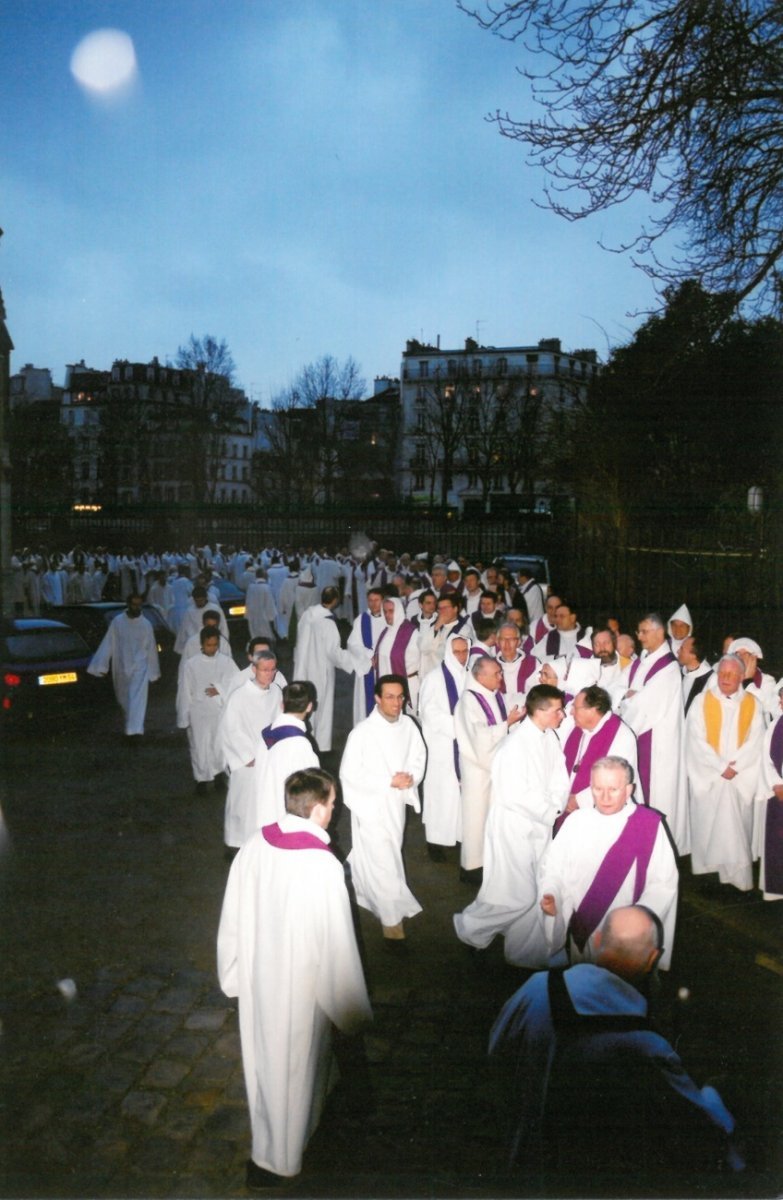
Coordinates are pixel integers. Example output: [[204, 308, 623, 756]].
[[3, 630, 90, 663]]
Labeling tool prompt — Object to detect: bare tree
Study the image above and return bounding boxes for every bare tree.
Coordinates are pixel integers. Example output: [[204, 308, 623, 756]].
[[173, 335, 244, 501], [459, 0, 783, 312]]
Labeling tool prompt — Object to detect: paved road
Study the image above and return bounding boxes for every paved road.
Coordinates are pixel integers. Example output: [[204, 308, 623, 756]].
[[1, 642, 781, 1198]]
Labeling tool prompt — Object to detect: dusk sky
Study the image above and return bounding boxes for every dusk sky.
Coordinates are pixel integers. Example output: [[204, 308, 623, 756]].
[[2, 0, 666, 404]]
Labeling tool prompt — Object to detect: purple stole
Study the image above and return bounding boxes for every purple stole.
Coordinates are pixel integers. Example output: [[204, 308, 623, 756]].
[[262, 822, 332, 853], [377, 620, 417, 676], [262, 723, 307, 750], [498, 654, 537, 694], [360, 611, 375, 715], [470, 688, 507, 725], [569, 805, 662, 951], [627, 651, 676, 801], [533, 617, 550, 643], [442, 663, 461, 781], [764, 718, 783, 894], [555, 715, 625, 838]]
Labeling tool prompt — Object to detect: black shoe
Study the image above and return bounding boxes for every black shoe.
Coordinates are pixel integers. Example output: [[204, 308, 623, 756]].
[[213, 772, 228, 793], [246, 1159, 289, 1190], [459, 867, 483, 887], [195, 781, 209, 796], [427, 844, 446, 862]]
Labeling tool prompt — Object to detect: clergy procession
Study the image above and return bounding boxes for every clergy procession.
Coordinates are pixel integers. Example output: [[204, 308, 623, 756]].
[[10, 536, 781, 1187]]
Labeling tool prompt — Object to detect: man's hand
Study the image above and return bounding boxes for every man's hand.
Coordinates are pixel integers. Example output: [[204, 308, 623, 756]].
[[507, 705, 523, 726], [773, 784, 783, 801], [541, 893, 557, 916], [565, 794, 579, 813], [722, 764, 738, 780], [391, 771, 414, 789], [204, 685, 219, 697]]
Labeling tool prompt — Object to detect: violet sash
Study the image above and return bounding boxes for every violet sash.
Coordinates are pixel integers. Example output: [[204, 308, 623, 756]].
[[471, 689, 507, 725], [498, 654, 537, 695], [261, 822, 332, 852], [545, 629, 560, 656], [770, 716, 783, 775], [564, 714, 623, 795], [568, 805, 662, 950], [442, 663, 461, 781], [262, 724, 307, 750], [629, 650, 676, 689], [361, 611, 375, 715], [388, 621, 417, 676]]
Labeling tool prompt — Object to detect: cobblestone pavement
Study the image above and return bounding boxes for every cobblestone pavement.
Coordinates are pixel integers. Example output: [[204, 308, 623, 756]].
[[1, 644, 781, 1198]]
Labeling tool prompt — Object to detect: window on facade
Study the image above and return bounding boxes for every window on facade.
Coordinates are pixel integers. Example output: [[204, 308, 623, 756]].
[[232, 488, 238, 503], [447, 360, 456, 377], [416, 413, 425, 432], [414, 473, 425, 490], [472, 359, 482, 376], [496, 357, 508, 376], [419, 361, 429, 379]]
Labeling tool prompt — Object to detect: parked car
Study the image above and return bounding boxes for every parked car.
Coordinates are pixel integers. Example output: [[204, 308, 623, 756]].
[[55, 602, 176, 659], [210, 578, 248, 639], [1, 617, 103, 724], [494, 554, 551, 589]]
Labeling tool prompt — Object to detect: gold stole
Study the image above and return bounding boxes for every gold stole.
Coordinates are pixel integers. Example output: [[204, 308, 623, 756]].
[[703, 690, 755, 755]]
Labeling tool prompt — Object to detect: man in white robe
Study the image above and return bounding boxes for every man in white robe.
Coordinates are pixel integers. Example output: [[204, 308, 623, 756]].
[[678, 634, 713, 715], [293, 587, 355, 752], [418, 593, 470, 680], [540, 756, 679, 970], [591, 628, 632, 693], [667, 603, 693, 656], [228, 636, 289, 697], [87, 594, 160, 737], [146, 571, 174, 626], [177, 627, 239, 791], [454, 685, 569, 966], [618, 612, 689, 854], [168, 567, 193, 633], [494, 622, 539, 710], [218, 768, 372, 1187], [560, 686, 638, 815], [532, 599, 592, 663], [756, 679, 783, 901], [174, 587, 230, 654], [245, 570, 277, 640], [254, 682, 320, 827], [514, 568, 545, 626], [686, 654, 765, 891], [340, 674, 427, 943], [374, 597, 421, 714], [418, 636, 470, 857], [455, 655, 524, 881], [220, 651, 283, 850], [346, 587, 385, 726], [726, 637, 779, 722]]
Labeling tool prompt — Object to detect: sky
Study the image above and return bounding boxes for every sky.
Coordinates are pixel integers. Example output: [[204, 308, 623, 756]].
[[2, 0, 665, 404]]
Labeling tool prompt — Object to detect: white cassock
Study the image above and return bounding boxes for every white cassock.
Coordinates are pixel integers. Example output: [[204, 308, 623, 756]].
[[346, 609, 385, 726], [686, 683, 765, 891], [418, 639, 469, 847], [293, 606, 355, 752], [374, 598, 421, 713], [276, 572, 299, 638], [168, 576, 193, 632], [245, 580, 277, 640], [220, 679, 283, 847], [253, 715, 320, 827], [619, 642, 689, 854], [266, 563, 289, 607], [454, 717, 570, 966], [666, 603, 693, 655], [217, 815, 372, 1178], [146, 580, 174, 627], [454, 682, 510, 871], [682, 661, 713, 713], [341, 709, 427, 927], [539, 801, 679, 970], [88, 612, 160, 735], [177, 630, 232, 687], [755, 713, 783, 900], [562, 712, 638, 809], [174, 602, 230, 654], [176, 651, 240, 782], [517, 578, 545, 624]]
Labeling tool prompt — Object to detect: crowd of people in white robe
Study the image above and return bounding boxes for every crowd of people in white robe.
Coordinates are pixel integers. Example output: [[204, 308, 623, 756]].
[[28, 537, 779, 1184]]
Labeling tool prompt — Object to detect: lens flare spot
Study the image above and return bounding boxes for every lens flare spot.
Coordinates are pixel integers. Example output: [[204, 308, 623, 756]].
[[70, 29, 137, 94]]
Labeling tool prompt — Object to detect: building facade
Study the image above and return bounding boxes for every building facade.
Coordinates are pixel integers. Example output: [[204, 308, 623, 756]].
[[400, 336, 600, 514]]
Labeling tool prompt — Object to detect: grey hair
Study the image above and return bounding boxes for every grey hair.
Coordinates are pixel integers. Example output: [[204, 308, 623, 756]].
[[591, 755, 634, 785], [718, 653, 745, 674], [497, 622, 521, 639], [640, 612, 665, 630], [470, 654, 495, 678]]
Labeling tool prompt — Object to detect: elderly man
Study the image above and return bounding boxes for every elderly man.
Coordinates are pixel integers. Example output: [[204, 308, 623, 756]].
[[686, 654, 765, 891], [340, 675, 427, 946], [418, 636, 471, 860], [494, 621, 538, 709], [489, 906, 741, 1188], [220, 650, 283, 852], [618, 612, 689, 854], [726, 637, 779, 722], [559, 686, 638, 822], [293, 586, 355, 751], [455, 655, 524, 883], [540, 756, 678, 969], [87, 593, 160, 738], [454, 685, 568, 966], [218, 767, 372, 1189]]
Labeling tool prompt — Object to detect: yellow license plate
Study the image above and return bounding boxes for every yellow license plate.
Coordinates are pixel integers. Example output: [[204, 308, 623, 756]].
[[38, 672, 78, 686], [228, 605, 246, 616]]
